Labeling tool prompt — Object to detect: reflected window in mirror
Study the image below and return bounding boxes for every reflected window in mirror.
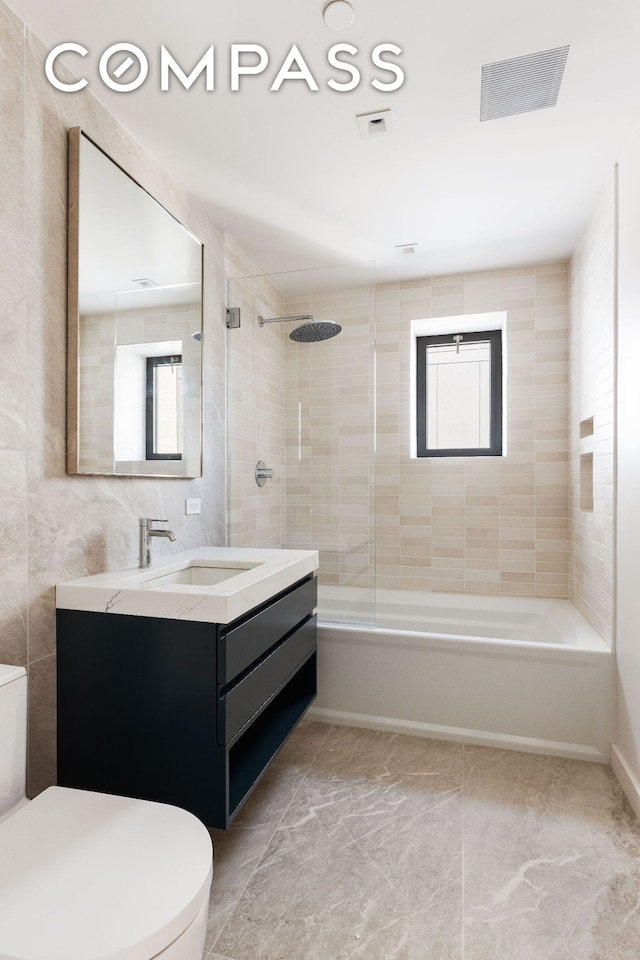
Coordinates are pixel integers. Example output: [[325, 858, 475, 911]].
[[146, 355, 183, 461]]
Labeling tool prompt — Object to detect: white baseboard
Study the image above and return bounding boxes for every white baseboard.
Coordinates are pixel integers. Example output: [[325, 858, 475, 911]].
[[611, 744, 640, 820], [306, 706, 607, 763]]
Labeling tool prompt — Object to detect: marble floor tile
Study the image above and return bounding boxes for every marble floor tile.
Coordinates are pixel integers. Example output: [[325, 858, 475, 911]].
[[312, 723, 464, 784], [230, 721, 332, 832], [215, 847, 462, 960], [206, 725, 640, 960], [258, 771, 463, 873], [464, 745, 626, 815], [463, 814, 640, 960], [463, 746, 640, 959], [212, 724, 464, 960], [205, 826, 273, 954], [204, 722, 333, 952]]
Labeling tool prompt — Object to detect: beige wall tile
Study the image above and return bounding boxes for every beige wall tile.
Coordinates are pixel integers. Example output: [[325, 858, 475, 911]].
[[233, 260, 572, 601], [569, 179, 615, 643]]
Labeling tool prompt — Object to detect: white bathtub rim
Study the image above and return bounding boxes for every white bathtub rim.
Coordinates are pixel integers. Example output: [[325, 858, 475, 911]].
[[307, 706, 609, 764], [318, 588, 609, 654], [321, 585, 591, 618], [318, 621, 611, 662]]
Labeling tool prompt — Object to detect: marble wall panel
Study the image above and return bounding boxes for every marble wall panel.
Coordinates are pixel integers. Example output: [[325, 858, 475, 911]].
[[26, 653, 56, 798], [0, 449, 28, 666], [0, 4, 28, 671], [0, 0, 227, 794], [0, 2, 27, 455]]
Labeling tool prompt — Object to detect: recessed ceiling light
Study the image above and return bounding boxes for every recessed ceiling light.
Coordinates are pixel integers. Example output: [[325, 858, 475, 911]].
[[132, 277, 158, 288], [356, 110, 393, 138], [323, 1, 355, 30]]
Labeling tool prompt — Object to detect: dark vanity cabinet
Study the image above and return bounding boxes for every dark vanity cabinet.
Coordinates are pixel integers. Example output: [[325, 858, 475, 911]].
[[56, 576, 317, 828]]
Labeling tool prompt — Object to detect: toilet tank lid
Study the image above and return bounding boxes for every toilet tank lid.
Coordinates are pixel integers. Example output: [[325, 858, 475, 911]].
[[0, 786, 213, 960], [0, 665, 26, 687]]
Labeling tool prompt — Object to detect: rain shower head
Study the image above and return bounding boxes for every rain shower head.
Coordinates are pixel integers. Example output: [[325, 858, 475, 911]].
[[290, 320, 342, 342], [258, 314, 342, 342]]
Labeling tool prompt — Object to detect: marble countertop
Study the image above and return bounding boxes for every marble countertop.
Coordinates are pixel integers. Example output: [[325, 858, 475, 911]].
[[55, 547, 319, 624]]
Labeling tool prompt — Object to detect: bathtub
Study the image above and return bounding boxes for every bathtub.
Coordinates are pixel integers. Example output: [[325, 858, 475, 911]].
[[308, 588, 614, 762]]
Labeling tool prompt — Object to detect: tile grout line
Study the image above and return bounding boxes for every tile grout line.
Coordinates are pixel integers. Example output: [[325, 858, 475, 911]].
[[210, 721, 335, 955]]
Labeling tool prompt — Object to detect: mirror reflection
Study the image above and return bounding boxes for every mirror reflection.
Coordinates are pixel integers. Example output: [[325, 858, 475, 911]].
[[68, 128, 203, 477]]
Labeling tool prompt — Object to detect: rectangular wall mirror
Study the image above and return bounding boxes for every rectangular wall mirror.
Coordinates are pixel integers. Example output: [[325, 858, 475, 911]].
[[67, 128, 203, 477]]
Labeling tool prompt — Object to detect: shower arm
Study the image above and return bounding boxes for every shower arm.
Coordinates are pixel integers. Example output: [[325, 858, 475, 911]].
[[258, 315, 316, 326]]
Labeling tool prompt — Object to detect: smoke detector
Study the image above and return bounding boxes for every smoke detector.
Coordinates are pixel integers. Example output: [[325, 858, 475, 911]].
[[131, 277, 158, 288], [480, 45, 570, 121], [396, 243, 418, 256], [323, 1, 354, 30], [356, 110, 393, 139]]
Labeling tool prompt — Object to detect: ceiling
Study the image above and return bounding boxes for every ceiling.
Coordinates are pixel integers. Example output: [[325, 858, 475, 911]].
[[9, 0, 640, 283], [78, 133, 202, 314]]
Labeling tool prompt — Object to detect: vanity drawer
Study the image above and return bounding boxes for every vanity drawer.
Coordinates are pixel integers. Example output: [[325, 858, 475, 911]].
[[218, 576, 317, 685], [218, 615, 316, 745]]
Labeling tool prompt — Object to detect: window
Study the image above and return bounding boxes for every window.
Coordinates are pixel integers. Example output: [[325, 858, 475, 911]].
[[416, 330, 502, 457], [146, 355, 183, 460]]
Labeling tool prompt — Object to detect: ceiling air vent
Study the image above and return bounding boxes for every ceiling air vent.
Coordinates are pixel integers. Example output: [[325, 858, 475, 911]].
[[480, 45, 569, 121]]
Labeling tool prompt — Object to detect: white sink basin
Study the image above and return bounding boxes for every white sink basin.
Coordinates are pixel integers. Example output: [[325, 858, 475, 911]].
[[142, 562, 261, 588]]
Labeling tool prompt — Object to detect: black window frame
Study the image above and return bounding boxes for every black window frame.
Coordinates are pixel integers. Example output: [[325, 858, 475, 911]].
[[145, 355, 183, 461], [416, 329, 503, 458]]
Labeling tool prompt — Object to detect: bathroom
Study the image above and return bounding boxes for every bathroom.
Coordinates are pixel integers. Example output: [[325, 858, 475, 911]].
[[2, 0, 640, 957]]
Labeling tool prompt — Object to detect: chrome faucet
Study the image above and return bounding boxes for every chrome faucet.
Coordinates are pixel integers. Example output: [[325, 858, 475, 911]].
[[138, 518, 177, 568]]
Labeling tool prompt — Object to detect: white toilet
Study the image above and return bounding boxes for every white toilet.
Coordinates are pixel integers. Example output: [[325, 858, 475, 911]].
[[0, 664, 213, 960]]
